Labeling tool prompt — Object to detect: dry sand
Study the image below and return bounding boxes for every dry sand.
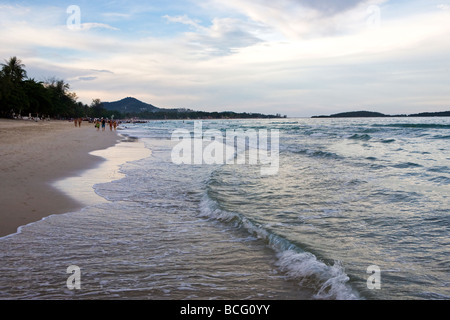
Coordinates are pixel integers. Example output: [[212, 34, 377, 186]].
[[0, 119, 119, 237]]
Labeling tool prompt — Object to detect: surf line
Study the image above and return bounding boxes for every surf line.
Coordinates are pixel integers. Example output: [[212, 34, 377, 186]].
[[171, 121, 279, 175]]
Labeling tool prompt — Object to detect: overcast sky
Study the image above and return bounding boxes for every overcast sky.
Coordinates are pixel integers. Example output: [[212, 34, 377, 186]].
[[1, 0, 449, 117]]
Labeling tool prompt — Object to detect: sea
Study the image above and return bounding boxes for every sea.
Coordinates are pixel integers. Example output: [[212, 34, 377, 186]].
[[0, 117, 448, 300]]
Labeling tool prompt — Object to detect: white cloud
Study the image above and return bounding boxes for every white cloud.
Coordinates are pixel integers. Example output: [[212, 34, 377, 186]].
[[163, 14, 202, 29], [164, 15, 265, 57], [102, 12, 132, 19], [203, 0, 388, 40], [78, 76, 97, 81], [437, 4, 450, 10], [80, 22, 119, 31]]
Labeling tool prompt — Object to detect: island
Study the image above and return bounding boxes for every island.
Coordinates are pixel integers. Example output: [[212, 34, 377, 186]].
[[312, 110, 450, 118]]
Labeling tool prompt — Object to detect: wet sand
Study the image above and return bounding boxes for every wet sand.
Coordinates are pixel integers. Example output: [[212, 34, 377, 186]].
[[0, 119, 118, 237]]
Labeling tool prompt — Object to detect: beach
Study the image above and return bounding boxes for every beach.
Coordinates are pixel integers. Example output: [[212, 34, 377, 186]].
[[0, 119, 118, 237]]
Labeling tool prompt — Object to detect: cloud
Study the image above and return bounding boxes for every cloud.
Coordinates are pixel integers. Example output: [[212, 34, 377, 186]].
[[437, 4, 450, 10], [190, 19, 264, 56], [102, 12, 132, 19], [205, 0, 388, 39], [294, 0, 368, 15], [78, 76, 97, 81], [90, 69, 115, 74], [79, 22, 119, 31], [163, 14, 202, 28], [164, 15, 264, 56]]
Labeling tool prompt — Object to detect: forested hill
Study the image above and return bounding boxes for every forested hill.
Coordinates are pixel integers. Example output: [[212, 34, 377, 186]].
[[101, 97, 285, 119], [102, 97, 160, 113]]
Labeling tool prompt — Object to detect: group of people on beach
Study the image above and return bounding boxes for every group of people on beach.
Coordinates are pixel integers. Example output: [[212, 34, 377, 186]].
[[72, 117, 119, 131], [94, 118, 118, 131]]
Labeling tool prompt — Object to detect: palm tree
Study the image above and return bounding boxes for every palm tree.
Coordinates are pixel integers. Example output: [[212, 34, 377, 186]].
[[1, 56, 27, 83], [0, 57, 28, 116]]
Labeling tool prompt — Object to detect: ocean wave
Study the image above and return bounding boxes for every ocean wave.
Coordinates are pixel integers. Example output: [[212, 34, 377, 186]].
[[347, 133, 371, 141], [284, 147, 342, 159], [429, 176, 450, 184], [392, 162, 423, 169], [275, 251, 359, 300], [379, 138, 396, 143], [199, 194, 360, 300], [431, 135, 450, 139], [427, 166, 450, 173]]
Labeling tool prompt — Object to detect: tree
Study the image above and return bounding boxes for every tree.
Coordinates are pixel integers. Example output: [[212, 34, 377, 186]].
[[44, 78, 78, 118], [0, 57, 28, 116], [90, 98, 104, 118], [0, 73, 12, 116], [22, 79, 52, 117], [1, 56, 27, 83], [0, 57, 93, 119]]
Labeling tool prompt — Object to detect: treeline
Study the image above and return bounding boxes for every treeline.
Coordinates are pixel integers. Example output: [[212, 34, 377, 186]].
[[0, 57, 116, 119], [126, 110, 284, 120]]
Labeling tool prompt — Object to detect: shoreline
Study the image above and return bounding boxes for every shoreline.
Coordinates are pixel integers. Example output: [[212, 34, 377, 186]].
[[53, 137, 152, 209], [0, 119, 119, 237]]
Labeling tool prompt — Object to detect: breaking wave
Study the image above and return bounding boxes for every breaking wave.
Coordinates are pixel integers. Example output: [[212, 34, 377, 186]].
[[199, 193, 360, 300]]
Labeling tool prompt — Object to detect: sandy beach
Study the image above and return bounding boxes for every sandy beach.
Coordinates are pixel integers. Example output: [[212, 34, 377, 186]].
[[0, 119, 119, 237]]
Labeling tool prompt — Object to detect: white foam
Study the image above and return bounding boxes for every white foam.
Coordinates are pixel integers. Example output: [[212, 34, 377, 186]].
[[276, 250, 360, 300], [53, 137, 151, 207], [199, 194, 361, 300]]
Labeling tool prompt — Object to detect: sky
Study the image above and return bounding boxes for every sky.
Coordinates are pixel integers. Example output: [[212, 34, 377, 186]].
[[0, 0, 449, 117]]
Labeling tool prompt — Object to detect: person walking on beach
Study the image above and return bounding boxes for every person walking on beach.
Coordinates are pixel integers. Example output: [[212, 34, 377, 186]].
[[109, 120, 113, 131], [101, 118, 106, 131], [113, 121, 117, 131], [95, 120, 100, 131]]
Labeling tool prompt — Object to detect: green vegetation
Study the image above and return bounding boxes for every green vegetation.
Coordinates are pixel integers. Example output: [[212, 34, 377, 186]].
[[131, 109, 282, 120], [0, 56, 117, 119]]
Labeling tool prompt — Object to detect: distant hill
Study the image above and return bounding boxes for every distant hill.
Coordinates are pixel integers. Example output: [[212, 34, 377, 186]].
[[312, 110, 450, 118], [409, 111, 450, 117], [101, 97, 284, 119], [102, 97, 160, 114], [312, 111, 387, 118]]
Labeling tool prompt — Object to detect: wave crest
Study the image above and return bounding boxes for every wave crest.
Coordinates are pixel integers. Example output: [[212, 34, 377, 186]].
[[199, 194, 360, 300]]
